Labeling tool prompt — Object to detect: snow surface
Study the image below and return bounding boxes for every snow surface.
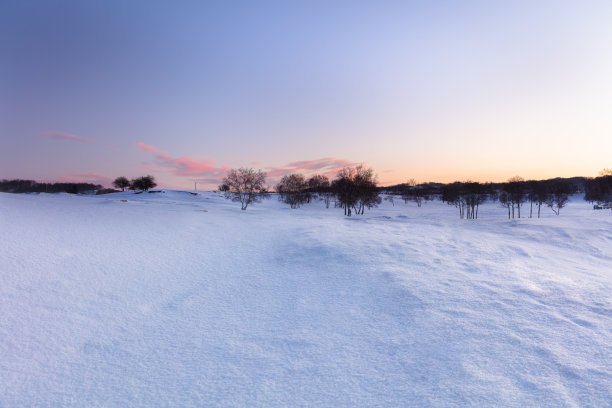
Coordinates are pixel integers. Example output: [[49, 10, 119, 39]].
[[0, 191, 610, 407]]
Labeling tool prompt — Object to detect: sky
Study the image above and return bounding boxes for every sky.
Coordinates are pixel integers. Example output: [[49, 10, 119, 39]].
[[1, 0, 611, 189]]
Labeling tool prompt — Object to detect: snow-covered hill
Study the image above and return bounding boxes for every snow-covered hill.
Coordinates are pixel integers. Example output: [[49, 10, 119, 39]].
[[0, 191, 610, 407]]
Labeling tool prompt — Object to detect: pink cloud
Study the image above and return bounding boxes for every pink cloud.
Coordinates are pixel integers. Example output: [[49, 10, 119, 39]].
[[136, 141, 363, 189], [59, 173, 113, 186], [136, 141, 230, 183], [39, 131, 90, 143], [265, 157, 364, 182], [136, 142, 157, 152]]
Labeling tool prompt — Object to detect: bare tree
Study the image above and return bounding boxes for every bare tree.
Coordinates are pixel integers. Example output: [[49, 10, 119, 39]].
[[462, 182, 487, 219], [526, 180, 548, 218], [131, 175, 157, 191], [441, 182, 487, 219], [442, 182, 461, 217], [546, 192, 568, 215], [401, 179, 427, 207], [277, 173, 310, 209], [585, 171, 612, 210], [545, 182, 570, 215], [221, 168, 267, 210], [113, 176, 130, 191], [502, 176, 526, 218], [307, 174, 332, 208], [307, 174, 329, 191], [498, 190, 512, 219], [332, 165, 380, 216]]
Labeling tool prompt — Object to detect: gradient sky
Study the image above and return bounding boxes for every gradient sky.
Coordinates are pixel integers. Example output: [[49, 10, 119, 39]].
[[2, 0, 611, 189]]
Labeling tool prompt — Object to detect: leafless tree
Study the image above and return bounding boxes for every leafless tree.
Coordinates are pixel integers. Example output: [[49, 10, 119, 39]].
[[221, 168, 267, 210], [527, 180, 548, 218], [585, 171, 612, 210], [499, 191, 512, 219], [113, 176, 130, 191], [441, 181, 487, 219], [307, 174, 332, 208], [131, 175, 157, 191], [384, 194, 395, 206], [503, 176, 526, 218], [399, 179, 431, 207], [276, 173, 310, 209], [462, 182, 486, 219], [545, 182, 570, 215], [332, 165, 380, 216]]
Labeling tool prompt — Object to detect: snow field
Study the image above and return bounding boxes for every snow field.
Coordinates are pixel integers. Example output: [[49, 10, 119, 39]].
[[0, 191, 610, 406]]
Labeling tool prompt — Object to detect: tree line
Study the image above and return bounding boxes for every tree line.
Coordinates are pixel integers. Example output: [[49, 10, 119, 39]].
[[3, 169, 610, 218], [584, 169, 612, 210], [0, 175, 159, 195], [219, 167, 611, 218], [437, 178, 574, 219], [0, 179, 103, 194], [219, 165, 379, 215]]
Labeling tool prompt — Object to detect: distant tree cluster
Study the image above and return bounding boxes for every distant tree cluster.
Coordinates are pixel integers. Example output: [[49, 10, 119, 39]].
[[307, 174, 332, 208], [215, 167, 602, 218], [584, 170, 612, 210], [113, 175, 157, 192], [384, 180, 438, 208], [438, 177, 575, 219], [400, 179, 429, 207], [275, 173, 334, 209], [438, 177, 574, 219], [0, 179, 102, 194], [4, 168, 607, 221], [219, 165, 380, 216], [276, 174, 310, 209], [499, 176, 527, 218], [442, 182, 492, 219], [331, 166, 380, 216]]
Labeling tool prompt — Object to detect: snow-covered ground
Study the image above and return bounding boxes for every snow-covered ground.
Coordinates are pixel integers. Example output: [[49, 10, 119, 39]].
[[0, 191, 610, 407]]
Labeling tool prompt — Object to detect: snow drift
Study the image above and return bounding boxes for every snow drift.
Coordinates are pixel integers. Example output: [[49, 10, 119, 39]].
[[0, 191, 610, 406]]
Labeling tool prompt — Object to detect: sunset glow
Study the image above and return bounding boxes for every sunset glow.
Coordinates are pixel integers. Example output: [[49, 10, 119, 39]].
[[2, 1, 611, 188]]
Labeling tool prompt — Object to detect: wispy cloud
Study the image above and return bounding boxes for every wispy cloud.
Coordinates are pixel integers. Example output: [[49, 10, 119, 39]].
[[135, 142, 156, 152], [136, 142, 363, 188], [266, 157, 363, 181], [38, 131, 91, 143], [136, 142, 230, 183]]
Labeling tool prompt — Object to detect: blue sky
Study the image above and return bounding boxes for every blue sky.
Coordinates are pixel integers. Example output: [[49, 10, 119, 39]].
[[2, 0, 611, 188]]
